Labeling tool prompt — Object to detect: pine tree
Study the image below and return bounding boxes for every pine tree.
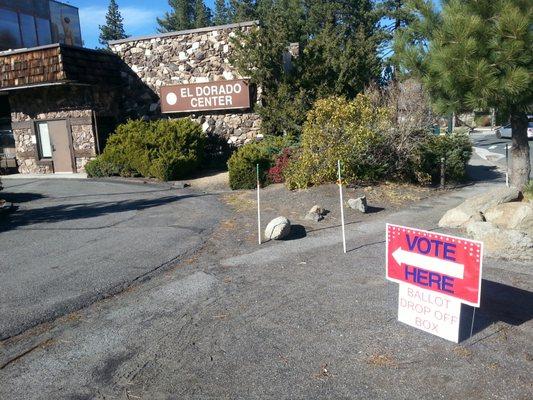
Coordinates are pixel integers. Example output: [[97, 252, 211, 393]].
[[395, 0, 532, 189], [378, 0, 414, 79], [214, 0, 230, 25], [157, 0, 213, 32], [193, 0, 212, 28], [98, 0, 128, 47], [229, 0, 257, 22], [157, 0, 195, 32], [231, 0, 382, 136]]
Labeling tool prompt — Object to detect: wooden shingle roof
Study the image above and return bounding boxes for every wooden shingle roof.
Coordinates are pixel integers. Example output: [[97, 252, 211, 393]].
[[0, 44, 122, 89]]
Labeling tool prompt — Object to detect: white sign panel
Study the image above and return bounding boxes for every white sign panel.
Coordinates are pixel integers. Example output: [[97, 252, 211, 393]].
[[398, 284, 461, 342]]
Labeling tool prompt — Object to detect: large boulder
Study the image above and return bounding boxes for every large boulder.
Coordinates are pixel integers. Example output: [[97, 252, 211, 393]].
[[465, 221, 533, 260], [439, 186, 520, 228], [264, 216, 291, 240], [484, 201, 533, 234]]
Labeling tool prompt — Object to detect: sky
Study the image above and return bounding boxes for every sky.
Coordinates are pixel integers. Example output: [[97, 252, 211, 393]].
[[62, 0, 216, 49]]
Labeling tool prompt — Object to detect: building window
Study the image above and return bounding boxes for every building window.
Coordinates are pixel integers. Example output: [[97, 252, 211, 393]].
[[20, 13, 38, 48], [36, 122, 52, 158], [36, 17, 52, 45], [0, 8, 22, 50]]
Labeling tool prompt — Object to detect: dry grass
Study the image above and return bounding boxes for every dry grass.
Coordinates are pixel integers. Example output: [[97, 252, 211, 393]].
[[222, 193, 255, 212], [363, 182, 432, 206], [366, 353, 396, 367]]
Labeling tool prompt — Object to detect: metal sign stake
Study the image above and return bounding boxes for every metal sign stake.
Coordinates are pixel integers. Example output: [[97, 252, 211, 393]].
[[337, 160, 347, 253], [256, 164, 261, 245]]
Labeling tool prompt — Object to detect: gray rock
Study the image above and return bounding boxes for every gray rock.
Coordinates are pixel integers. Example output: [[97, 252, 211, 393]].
[[484, 201, 533, 234], [305, 205, 326, 222], [348, 196, 367, 213], [465, 221, 533, 260], [439, 186, 520, 228], [173, 182, 190, 189], [264, 216, 291, 240]]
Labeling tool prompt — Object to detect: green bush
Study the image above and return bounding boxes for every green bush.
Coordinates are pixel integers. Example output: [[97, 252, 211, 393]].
[[228, 142, 271, 189], [284, 95, 391, 189], [84, 157, 119, 178], [85, 119, 205, 181], [227, 135, 297, 190], [416, 133, 473, 184]]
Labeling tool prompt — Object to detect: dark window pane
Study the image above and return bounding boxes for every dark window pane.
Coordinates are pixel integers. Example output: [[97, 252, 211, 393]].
[[36, 17, 51, 45], [0, 8, 21, 50], [49, 2, 82, 46], [20, 13, 37, 48]]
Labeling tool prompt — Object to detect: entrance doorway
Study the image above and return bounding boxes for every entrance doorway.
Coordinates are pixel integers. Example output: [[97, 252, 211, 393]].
[[0, 95, 17, 173], [36, 120, 73, 173]]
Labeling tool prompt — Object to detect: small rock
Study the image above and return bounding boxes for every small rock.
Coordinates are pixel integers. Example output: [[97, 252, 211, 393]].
[[305, 205, 326, 221], [264, 216, 291, 240], [173, 182, 190, 189], [348, 196, 367, 213]]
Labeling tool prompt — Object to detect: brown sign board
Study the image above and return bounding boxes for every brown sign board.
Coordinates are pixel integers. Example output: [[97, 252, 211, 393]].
[[160, 79, 251, 113]]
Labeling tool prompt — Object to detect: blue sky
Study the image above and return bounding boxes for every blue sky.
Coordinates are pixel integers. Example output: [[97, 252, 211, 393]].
[[62, 0, 216, 48]]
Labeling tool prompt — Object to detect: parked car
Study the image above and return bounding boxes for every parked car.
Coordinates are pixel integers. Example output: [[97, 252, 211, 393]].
[[495, 115, 533, 139]]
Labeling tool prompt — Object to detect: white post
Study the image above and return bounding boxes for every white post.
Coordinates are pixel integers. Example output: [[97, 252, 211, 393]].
[[505, 144, 509, 187], [257, 164, 261, 245], [337, 160, 347, 254]]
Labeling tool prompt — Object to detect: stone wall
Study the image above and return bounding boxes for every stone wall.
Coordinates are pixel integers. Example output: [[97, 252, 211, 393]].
[[9, 85, 120, 174], [109, 21, 262, 145]]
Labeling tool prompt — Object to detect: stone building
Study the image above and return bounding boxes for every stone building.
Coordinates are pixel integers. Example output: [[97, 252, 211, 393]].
[[0, 45, 123, 174], [108, 21, 261, 146], [0, 20, 260, 175]]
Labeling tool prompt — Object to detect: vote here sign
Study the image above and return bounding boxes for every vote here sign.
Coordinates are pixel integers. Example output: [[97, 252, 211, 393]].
[[386, 224, 483, 307]]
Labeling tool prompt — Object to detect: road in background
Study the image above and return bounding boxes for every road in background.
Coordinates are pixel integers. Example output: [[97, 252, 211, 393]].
[[470, 130, 533, 177]]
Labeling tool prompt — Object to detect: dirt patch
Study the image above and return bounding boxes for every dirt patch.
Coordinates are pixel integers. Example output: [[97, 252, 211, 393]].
[[222, 182, 437, 229]]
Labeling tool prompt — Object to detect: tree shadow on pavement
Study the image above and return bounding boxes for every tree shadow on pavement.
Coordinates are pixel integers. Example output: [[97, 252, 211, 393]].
[[0, 194, 199, 233], [466, 164, 505, 182], [459, 279, 533, 341], [1, 192, 45, 203]]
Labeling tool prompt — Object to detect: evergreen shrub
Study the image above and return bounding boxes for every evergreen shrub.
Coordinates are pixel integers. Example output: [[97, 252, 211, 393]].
[[85, 119, 205, 181], [416, 133, 473, 184], [227, 135, 296, 189]]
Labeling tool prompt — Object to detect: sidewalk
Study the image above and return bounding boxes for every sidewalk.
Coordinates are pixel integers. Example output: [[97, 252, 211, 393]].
[[1, 172, 87, 179]]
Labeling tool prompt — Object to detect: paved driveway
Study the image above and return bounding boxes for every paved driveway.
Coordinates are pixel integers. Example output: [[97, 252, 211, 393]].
[[471, 130, 533, 177], [0, 178, 224, 339]]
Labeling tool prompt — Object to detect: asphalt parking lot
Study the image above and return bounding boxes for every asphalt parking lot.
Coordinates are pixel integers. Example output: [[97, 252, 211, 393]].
[[1, 178, 531, 399], [0, 178, 224, 339]]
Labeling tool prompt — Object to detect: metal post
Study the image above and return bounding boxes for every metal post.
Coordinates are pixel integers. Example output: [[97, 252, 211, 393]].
[[256, 164, 261, 245], [469, 307, 476, 340], [505, 144, 509, 187], [337, 160, 347, 254], [440, 157, 445, 189]]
